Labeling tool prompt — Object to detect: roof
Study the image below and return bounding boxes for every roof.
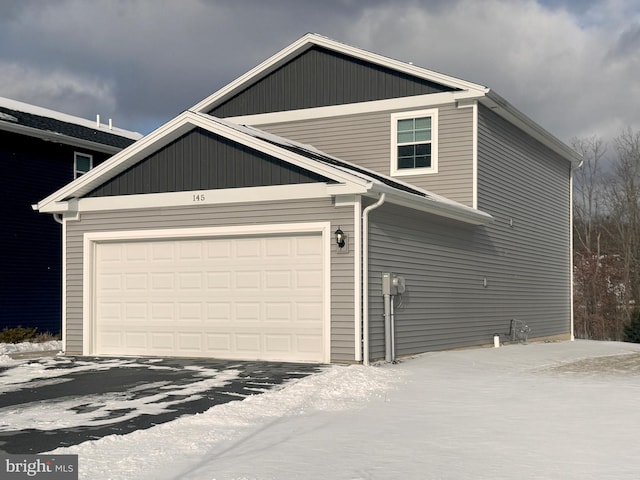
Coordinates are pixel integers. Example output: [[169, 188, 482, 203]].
[[35, 111, 492, 226], [0, 96, 143, 153], [192, 33, 581, 167]]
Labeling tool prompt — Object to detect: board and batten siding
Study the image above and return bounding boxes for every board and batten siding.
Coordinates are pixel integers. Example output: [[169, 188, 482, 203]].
[[209, 46, 456, 117], [64, 198, 356, 362], [257, 102, 475, 206], [86, 128, 334, 197], [366, 107, 572, 359]]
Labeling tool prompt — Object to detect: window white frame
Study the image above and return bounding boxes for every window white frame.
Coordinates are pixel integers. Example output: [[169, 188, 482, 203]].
[[74, 152, 93, 179], [390, 108, 438, 177]]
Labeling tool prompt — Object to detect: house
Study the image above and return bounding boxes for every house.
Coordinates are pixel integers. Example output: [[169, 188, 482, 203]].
[[35, 34, 581, 363], [0, 97, 141, 335]]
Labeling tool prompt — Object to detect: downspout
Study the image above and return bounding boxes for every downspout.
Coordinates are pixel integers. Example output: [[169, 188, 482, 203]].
[[361, 193, 386, 366]]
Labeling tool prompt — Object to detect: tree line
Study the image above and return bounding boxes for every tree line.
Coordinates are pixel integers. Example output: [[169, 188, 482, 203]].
[[572, 129, 640, 342]]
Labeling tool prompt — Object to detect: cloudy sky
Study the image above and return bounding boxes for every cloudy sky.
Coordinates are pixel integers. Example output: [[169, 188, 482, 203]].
[[1, 0, 638, 146]]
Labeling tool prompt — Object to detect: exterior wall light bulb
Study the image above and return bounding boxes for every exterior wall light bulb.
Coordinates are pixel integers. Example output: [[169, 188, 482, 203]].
[[335, 227, 346, 248]]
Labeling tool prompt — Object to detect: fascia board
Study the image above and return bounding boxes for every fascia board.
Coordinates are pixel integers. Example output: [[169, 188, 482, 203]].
[[481, 91, 582, 166], [36, 112, 197, 211], [0, 121, 123, 154], [37, 201, 70, 214], [74, 183, 333, 213], [191, 34, 317, 113], [36, 111, 371, 212], [307, 34, 489, 93], [192, 33, 489, 114], [370, 183, 493, 226]]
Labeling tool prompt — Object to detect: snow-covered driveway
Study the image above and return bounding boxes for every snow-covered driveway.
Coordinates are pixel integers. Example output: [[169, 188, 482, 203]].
[[0, 355, 323, 454], [4, 340, 640, 479]]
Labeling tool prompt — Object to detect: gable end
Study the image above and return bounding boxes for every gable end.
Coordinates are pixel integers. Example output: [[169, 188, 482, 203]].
[[84, 127, 334, 197], [209, 46, 458, 117]]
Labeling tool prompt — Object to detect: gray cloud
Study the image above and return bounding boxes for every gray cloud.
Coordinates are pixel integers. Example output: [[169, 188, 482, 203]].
[[0, 0, 638, 146]]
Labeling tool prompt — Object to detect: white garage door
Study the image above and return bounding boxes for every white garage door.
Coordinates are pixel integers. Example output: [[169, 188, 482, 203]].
[[93, 233, 325, 362]]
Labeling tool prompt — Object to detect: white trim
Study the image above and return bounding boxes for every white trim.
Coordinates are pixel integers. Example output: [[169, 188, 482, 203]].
[[481, 92, 582, 166], [390, 108, 439, 177], [82, 235, 94, 356], [74, 151, 93, 179], [472, 103, 479, 209], [61, 217, 68, 354], [82, 222, 332, 363], [36, 111, 373, 213], [225, 91, 480, 126], [192, 33, 489, 114], [74, 183, 334, 213]]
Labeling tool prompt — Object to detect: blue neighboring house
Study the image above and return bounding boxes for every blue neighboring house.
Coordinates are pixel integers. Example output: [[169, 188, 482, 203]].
[[0, 97, 142, 334]]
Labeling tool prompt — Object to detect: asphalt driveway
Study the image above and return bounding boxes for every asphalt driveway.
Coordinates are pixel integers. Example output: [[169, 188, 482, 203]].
[[0, 355, 324, 454]]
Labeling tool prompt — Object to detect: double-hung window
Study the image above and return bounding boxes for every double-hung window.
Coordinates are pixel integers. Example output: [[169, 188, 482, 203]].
[[74, 152, 93, 178], [391, 109, 438, 176]]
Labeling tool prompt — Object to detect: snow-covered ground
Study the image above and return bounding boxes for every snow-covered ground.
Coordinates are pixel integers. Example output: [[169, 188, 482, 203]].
[[0, 340, 61, 363], [3, 340, 640, 479]]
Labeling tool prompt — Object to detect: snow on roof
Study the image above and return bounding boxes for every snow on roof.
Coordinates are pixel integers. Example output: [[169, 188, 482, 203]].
[[0, 96, 142, 141]]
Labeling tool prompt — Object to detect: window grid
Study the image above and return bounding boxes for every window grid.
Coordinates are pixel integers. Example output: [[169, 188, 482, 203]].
[[390, 109, 438, 177], [397, 116, 432, 170]]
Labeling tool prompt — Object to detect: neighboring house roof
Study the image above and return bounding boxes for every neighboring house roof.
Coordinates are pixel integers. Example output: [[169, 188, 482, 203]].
[[0, 96, 143, 153], [35, 110, 492, 226], [192, 33, 581, 166]]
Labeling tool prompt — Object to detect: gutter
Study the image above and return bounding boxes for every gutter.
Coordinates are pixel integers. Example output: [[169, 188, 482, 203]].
[[361, 193, 386, 366], [481, 91, 582, 167], [369, 182, 493, 226]]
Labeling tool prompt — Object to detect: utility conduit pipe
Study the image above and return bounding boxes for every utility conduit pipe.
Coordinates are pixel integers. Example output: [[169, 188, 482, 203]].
[[361, 193, 386, 366]]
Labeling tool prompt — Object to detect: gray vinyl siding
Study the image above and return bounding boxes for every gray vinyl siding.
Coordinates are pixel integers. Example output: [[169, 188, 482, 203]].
[[64, 198, 355, 362], [476, 105, 571, 338], [87, 128, 333, 197], [210, 46, 456, 117], [367, 205, 494, 358], [366, 107, 571, 359], [258, 103, 475, 206]]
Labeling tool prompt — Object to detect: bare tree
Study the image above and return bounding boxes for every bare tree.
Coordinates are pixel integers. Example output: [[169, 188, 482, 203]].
[[573, 129, 640, 341], [572, 136, 606, 253], [572, 136, 616, 339], [607, 129, 640, 323]]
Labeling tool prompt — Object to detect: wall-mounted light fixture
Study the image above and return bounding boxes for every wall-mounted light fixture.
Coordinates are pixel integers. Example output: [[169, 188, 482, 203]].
[[335, 227, 346, 249]]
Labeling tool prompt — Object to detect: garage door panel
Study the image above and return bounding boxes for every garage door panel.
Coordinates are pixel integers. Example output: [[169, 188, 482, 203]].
[[125, 244, 148, 262], [265, 335, 291, 353], [236, 334, 261, 353], [236, 238, 261, 257], [125, 332, 148, 349], [151, 333, 174, 350], [94, 233, 325, 362], [207, 272, 231, 289]]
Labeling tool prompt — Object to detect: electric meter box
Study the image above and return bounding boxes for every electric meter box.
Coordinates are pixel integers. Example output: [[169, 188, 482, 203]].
[[382, 272, 405, 295]]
